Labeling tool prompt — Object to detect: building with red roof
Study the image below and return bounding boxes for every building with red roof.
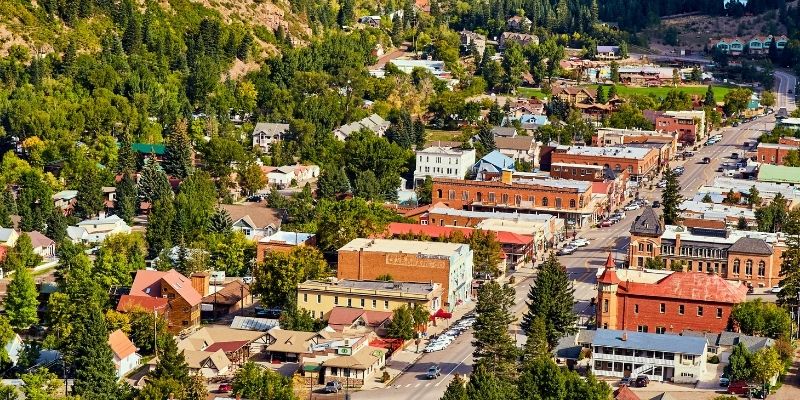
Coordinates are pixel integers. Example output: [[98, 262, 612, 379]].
[[597, 258, 748, 334], [327, 307, 393, 336], [122, 269, 203, 334], [108, 329, 141, 379]]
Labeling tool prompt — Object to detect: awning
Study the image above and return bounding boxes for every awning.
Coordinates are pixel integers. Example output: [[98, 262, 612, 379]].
[[303, 364, 321, 372], [433, 309, 452, 319]]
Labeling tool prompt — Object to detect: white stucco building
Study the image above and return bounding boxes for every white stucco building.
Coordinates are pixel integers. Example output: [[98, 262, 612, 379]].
[[413, 146, 476, 186]]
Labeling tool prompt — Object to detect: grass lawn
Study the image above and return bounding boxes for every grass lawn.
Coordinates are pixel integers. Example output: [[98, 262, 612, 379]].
[[426, 129, 464, 142], [612, 85, 732, 100], [517, 87, 545, 98]]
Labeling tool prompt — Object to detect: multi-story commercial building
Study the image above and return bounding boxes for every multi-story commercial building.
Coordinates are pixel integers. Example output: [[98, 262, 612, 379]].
[[414, 146, 476, 186], [337, 239, 473, 311], [628, 208, 786, 288], [296, 279, 443, 320], [550, 145, 660, 182], [591, 329, 708, 383], [431, 171, 602, 228], [597, 258, 748, 334], [757, 142, 797, 165], [596, 128, 679, 163], [650, 110, 707, 142]]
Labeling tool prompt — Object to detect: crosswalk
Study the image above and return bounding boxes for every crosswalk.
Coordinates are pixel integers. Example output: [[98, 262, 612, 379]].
[[391, 382, 440, 389]]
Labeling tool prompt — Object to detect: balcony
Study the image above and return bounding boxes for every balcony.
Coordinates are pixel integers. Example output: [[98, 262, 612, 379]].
[[593, 353, 675, 367]]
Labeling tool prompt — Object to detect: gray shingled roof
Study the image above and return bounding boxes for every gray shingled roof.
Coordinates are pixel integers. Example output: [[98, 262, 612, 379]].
[[728, 237, 773, 255], [629, 207, 663, 237], [252, 122, 290, 137]]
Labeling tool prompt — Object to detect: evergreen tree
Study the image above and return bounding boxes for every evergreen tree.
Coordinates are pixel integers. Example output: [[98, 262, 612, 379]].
[[4, 264, 39, 330], [164, 119, 193, 179], [209, 208, 233, 234], [150, 333, 190, 383], [440, 375, 468, 400], [704, 85, 716, 107], [488, 100, 504, 125], [74, 163, 105, 219], [476, 121, 496, 157], [596, 85, 607, 104], [522, 315, 549, 364], [521, 253, 577, 349], [472, 281, 518, 380], [738, 216, 749, 230], [2, 188, 15, 216], [608, 84, 618, 100], [115, 172, 138, 223], [117, 128, 136, 174], [17, 171, 53, 232], [416, 176, 433, 205], [146, 197, 175, 257], [337, 0, 354, 26], [465, 365, 517, 400], [139, 159, 172, 203], [609, 60, 620, 83], [619, 41, 628, 58], [317, 167, 351, 199], [662, 168, 683, 225], [0, 190, 10, 227], [470, 230, 503, 278], [71, 305, 122, 399], [46, 209, 68, 244]]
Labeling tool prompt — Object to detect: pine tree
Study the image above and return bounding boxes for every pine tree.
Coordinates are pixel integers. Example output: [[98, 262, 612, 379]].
[[317, 167, 351, 199], [596, 85, 607, 104], [386, 305, 415, 340], [704, 85, 716, 107], [4, 264, 39, 330], [209, 208, 233, 233], [146, 197, 175, 257], [465, 364, 517, 400], [608, 84, 618, 100], [472, 281, 518, 380], [440, 375, 468, 400], [662, 168, 683, 225], [74, 163, 105, 219], [164, 119, 193, 179], [521, 253, 577, 349], [488, 100, 504, 125], [139, 160, 172, 203], [150, 333, 190, 383], [476, 121, 496, 157], [116, 128, 136, 174], [2, 188, 16, 216], [0, 191, 10, 227], [72, 305, 121, 399], [46, 209, 68, 244], [522, 315, 549, 364], [115, 172, 138, 223]]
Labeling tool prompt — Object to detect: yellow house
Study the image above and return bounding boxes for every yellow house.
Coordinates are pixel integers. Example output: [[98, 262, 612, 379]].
[[296, 279, 443, 320]]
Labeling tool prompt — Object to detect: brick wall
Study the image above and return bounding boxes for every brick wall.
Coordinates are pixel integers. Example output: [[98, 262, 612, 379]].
[[550, 149, 659, 178], [607, 294, 732, 334], [431, 178, 591, 211], [757, 146, 793, 165]]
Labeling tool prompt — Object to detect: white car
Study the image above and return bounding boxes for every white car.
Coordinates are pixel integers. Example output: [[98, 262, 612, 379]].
[[623, 204, 640, 211], [571, 238, 590, 247], [771, 285, 783, 294], [424, 342, 447, 352], [656, 180, 667, 188]]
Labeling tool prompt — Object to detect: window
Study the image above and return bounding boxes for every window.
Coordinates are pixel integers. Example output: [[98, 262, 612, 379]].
[[678, 305, 685, 315], [303, 293, 308, 302], [733, 259, 740, 274], [659, 303, 665, 313], [637, 325, 648, 332], [528, 196, 535, 205], [555, 198, 562, 209], [384, 301, 389, 309], [317, 294, 321, 303], [603, 299, 609, 312], [717, 308, 723, 318], [448, 190, 455, 200], [488, 192, 495, 202], [542, 197, 549, 207], [335, 296, 339, 305], [603, 323, 608, 329], [502, 194, 509, 204], [697, 306, 704, 316], [634, 304, 639, 314], [758, 261, 766, 277], [656, 326, 666, 334], [462, 191, 469, 201], [515, 195, 521, 205], [476, 192, 482, 202], [639, 243, 645, 252], [360, 298, 365, 307], [745, 259, 753, 276], [569, 199, 576, 208], [372, 299, 377, 308], [182, 320, 189, 326], [347, 298, 352, 307]]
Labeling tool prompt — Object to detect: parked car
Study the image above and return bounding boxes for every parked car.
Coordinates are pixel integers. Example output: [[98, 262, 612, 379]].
[[656, 180, 668, 188], [717, 166, 725, 172], [771, 285, 783, 294], [218, 383, 232, 393], [427, 365, 442, 379], [726, 381, 751, 395], [731, 152, 739, 159], [634, 375, 650, 388], [623, 203, 640, 211], [683, 151, 695, 158], [571, 238, 590, 247], [424, 342, 447, 353], [600, 219, 614, 227], [619, 377, 633, 386], [652, 201, 661, 208], [719, 375, 730, 387], [324, 381, 343, 393], [557, 246, 577, 255]]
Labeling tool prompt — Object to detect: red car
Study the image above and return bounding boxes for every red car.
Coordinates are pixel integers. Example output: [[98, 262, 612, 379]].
[[218, 383, 233, 393], [727, 381, 751, 395]]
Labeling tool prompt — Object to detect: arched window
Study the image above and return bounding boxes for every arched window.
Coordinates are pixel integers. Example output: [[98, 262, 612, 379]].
[[745, 259, 753, 276], [476, 192, 482, 202], [542, 197, 549, 207], [733, 259, 740, 274], [436, 189, 443, 199], [758, 261, 766, 277], [515, 195, 522, 205], [569, 199, 576, 208]]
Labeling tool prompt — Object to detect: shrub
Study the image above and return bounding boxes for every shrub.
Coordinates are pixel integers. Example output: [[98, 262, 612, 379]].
[[708, 355, 720, 364]]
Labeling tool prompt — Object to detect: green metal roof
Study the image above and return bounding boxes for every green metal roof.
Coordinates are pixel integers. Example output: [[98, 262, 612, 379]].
[[757, 163, 800, 185], [131, 143, 166, 155]]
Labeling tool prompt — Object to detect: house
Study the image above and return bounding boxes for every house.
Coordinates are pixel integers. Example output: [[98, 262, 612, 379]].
[[506, 16, 532, 31], [333, 114, 391, 141], [0, 228, 19, 248], [179, 325, 269, 366], [251, 123, 290, 153], [498, 32, 539, 50], [358, 15, 382, 27], [264, 328, 323, 363], [52, 190, 78, 215], [508, 98, 546, 117], [491, 126, 517, 138], [685, 330, 775, 364], [319, 344, 387, 389], [256, 231, 316, 262], [108, 329, 141, 379], [66, 215, 132, 244], [460, 30, 487, 56], [552, 86, 596, 105], [263, 164, 320, 189], [326, 307, 394, 335], [147, 344, 230, 378], [121, 269, 203, 334], [131, 143, 166, 163], [596, 45, 621, 60], [27, 231, 55, 259], [591, 329, 708, 383], [218, 203, 282, 241], [201, 280, 253, 319], [472, 150, 516, 181], [414, 146, 476, 185]]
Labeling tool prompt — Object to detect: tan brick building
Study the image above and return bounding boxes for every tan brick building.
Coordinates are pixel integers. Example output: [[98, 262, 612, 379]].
[[337, 239, 473, 311]]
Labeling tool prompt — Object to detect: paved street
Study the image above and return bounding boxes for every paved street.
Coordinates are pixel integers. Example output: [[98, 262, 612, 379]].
[[350, 72, 798, 400]]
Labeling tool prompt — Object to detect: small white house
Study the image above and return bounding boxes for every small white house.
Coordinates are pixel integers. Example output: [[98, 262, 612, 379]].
[[108, 330, 141, 379], [27, 231, 55, 259], [67, 215, 132, 244], [0, 228, 19, 248]]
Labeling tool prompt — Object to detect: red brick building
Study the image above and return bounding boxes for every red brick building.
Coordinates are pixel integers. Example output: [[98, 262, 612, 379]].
[[597, 255, 748, 334], [757, 142, 797, 165], [550, 145, 660, 181]]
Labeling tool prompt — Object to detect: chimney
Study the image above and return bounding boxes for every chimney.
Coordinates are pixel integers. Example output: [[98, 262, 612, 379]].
[[674, 233, 681, 256], [501, 169, 513, 185], [621, 332, 628, 341], [169, 394, 175, 400], [190, 273, 210, 297]]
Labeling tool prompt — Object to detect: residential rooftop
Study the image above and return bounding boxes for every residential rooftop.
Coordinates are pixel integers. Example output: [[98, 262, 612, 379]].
[[416, 146, 475, 155], [592, 329, 707, 355], [298, 279, 440, 295], [339, 238, 469, 257], [557, 145, 653, 160], [259, 231, 315, 245]]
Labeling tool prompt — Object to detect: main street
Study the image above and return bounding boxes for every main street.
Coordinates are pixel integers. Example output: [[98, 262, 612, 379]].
[[352, 71, 797, 400]]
